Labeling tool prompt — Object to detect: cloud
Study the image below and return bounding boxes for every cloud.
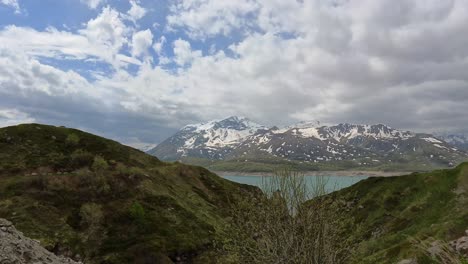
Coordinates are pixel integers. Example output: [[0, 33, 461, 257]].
[[2, 0, 468, 145], [0, 50, 93, 96], [0, 0, 20, 14], [131, 29, 153, 58], [0, 109, 35, 127], [167, 0, 259, 38], [172, 39, 202, 66], [128, 0, 468, 134], [153, 36, 166, 55], [127, 0, 147, 22], [79, 6, 128, 57], [80, 0, 105, 9], [0, 7, 140, 69]]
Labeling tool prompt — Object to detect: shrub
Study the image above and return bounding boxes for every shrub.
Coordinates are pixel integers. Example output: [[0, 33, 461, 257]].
[[80, 203, 104, 255], [222, 169, 348, 264], [66, 133, 80, 146], [80, 203, 104, 228], [129, 202, 148, 231], [116, 163, 128, 175], [92, 156, 109, 173], [70, 149, 94, 169]]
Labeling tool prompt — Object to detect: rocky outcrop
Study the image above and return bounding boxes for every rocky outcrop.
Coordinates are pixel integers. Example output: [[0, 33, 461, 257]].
[[450, 230, 468, 256], [397, 259, 417, 264], [0, 218, 81, 264]]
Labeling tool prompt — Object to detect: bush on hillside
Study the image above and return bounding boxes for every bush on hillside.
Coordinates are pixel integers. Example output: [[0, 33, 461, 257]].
[[70, 149, 94, 169], [92, 156, 109, 173], [66, 133, 80, 147], [222, 169, 348, 264]]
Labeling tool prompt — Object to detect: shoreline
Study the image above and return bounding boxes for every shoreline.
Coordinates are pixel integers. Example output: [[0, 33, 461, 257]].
[[213, 170, 415, 177]]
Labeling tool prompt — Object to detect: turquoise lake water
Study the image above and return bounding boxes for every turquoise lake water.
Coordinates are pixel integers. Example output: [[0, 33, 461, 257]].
[[222, 175, 368, 193]]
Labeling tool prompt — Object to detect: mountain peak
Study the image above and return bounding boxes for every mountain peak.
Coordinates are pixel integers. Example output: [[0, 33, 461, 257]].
[[183, 116, 264, 132]]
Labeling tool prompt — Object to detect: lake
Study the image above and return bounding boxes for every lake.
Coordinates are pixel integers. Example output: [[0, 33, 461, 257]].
[[222, 175, 368, 194]]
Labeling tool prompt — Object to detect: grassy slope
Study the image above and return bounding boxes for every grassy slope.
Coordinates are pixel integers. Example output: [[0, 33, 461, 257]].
[[315, 162, 468, 263], [0, 124, 256, 263]]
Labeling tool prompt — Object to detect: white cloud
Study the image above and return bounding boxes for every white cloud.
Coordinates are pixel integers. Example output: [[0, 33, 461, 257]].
[[153, 36, 166, 55], [167, 0, 259, 39], [2, 0, 468, 142], [131, 29, 153, 58], [0, 50, 93, 96], [0, 0, 20, 14], [0, 7, 138, 70], [172, 39, 202, 66], [0, 109, 35, 127], [80, 6, 128, 56], [127, 0, 147, 22], [114, 0, 468, 134], [80, 0, 104, 9]]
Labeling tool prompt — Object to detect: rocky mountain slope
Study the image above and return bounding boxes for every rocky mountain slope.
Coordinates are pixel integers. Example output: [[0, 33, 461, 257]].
[[0, 124, 256, 263], [439, 134, 468, 151], [149, 117, 468, 172], [0, 218, 81, 264], [149, 116, 266, 160]]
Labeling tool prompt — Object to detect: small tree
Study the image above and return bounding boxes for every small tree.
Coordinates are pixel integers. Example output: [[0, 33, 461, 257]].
[[129, 202, 148, 231], [66, 133, 80, 146], [80, 203, 104, 228], [80, 203, 104, 254], [92, 156, 109, 174], [70, 149, 94, 168], [223, 169, 348, 264]]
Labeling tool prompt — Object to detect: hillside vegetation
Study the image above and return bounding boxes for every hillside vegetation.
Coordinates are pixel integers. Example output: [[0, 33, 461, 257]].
[[0, 124, 256, 263], [312, 162, 468, 263]]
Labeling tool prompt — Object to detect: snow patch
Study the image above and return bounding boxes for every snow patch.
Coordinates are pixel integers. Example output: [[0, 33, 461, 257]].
[[422, 137, 443, 144]]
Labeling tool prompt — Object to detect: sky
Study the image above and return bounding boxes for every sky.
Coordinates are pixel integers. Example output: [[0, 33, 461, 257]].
[[1, 0, 468, 148]]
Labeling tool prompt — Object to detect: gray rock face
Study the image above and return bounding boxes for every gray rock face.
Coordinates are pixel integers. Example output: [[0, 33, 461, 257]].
[[0, 218, 81, 264], [450, 230, 468, 256]]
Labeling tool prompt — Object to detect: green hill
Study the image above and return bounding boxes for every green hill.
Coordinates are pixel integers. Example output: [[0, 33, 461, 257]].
[[0, 124, 256, 263], [313, 162, 468, 263]]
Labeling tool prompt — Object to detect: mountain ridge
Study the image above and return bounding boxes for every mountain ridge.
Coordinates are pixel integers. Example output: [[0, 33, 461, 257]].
[[148, 116, 468, 172]]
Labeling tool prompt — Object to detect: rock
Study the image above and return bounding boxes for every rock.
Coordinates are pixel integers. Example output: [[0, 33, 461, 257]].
[[450, 230, 468, 256], [427, 241, 444, 257], [0, 218, 13, 227], [397, 259, 417, 264], [0, 218, 81, 264]]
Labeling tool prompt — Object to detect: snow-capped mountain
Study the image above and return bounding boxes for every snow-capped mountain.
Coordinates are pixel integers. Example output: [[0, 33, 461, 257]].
[[438, 134, 468, 151], [147, 116, 267, 160], [148, 117, 468, 169]]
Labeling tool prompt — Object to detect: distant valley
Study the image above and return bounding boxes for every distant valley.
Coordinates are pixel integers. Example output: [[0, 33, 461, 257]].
[[148, 116, 468, 172]]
